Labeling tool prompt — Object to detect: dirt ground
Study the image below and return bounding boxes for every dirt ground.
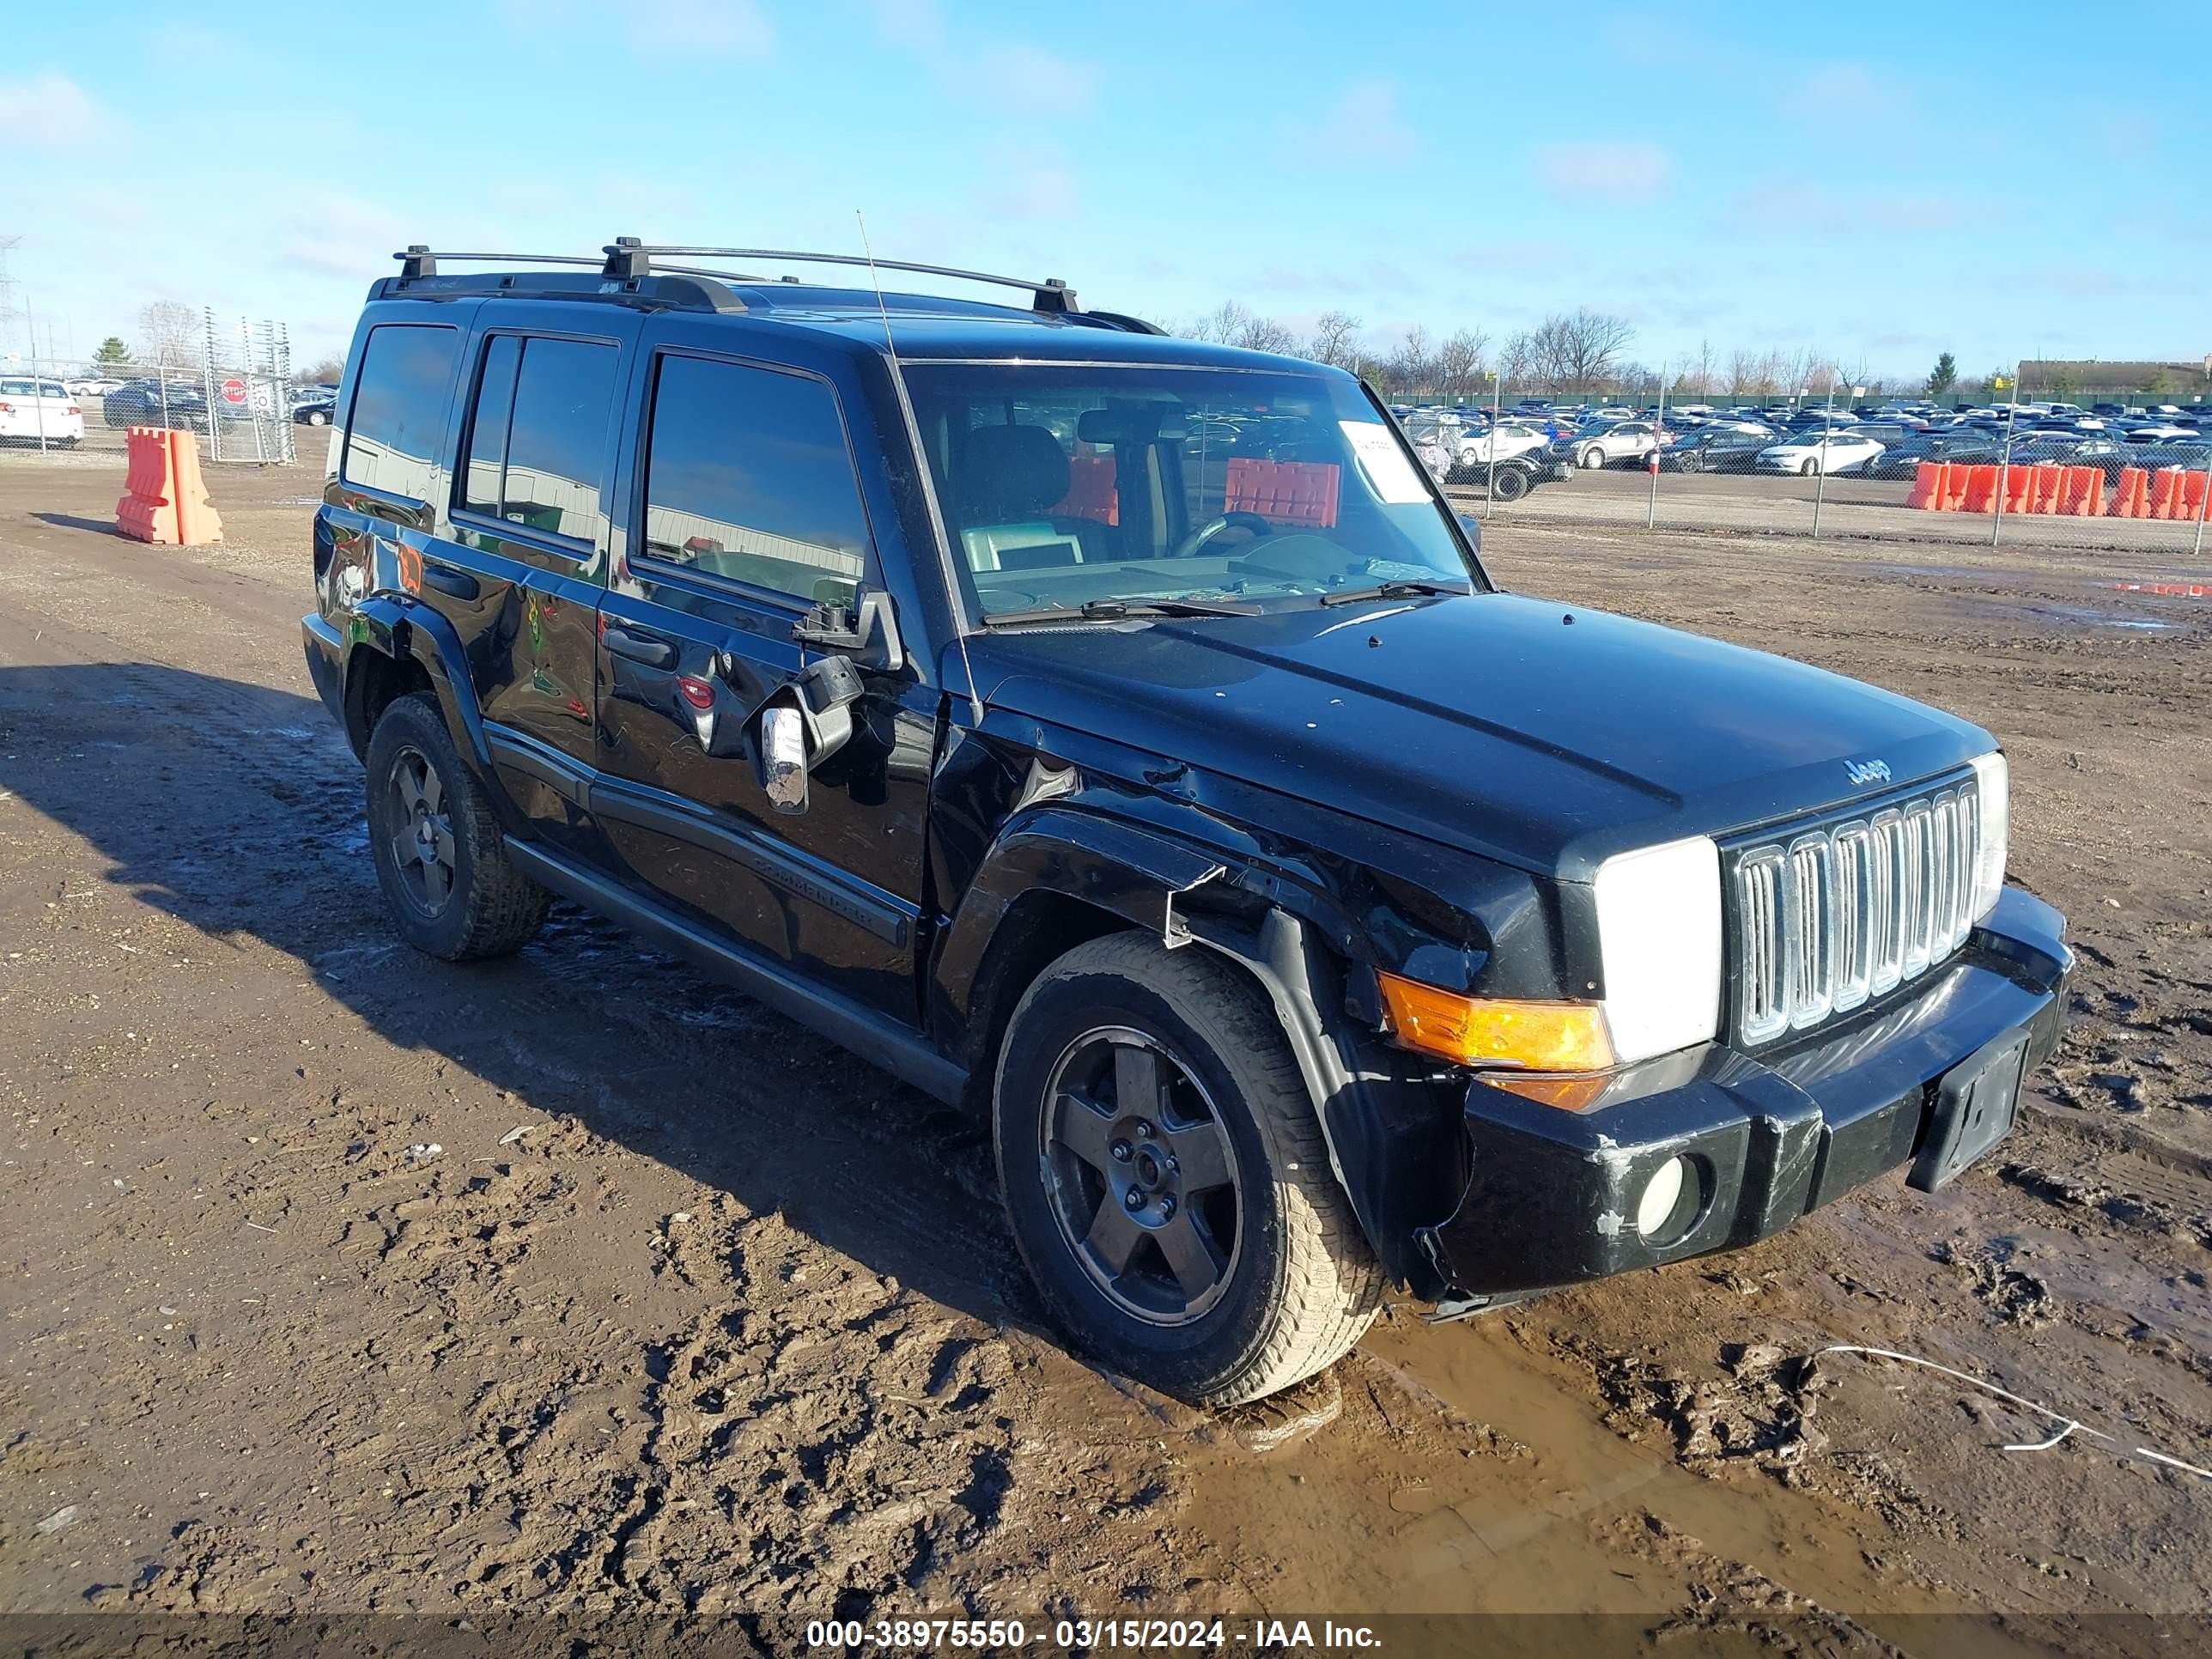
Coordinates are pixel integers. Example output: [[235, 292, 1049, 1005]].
[[2, 444, 2208, 1654]]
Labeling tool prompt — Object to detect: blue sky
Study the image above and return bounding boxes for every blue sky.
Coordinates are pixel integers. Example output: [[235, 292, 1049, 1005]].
[[3, 0, 2207, 381]]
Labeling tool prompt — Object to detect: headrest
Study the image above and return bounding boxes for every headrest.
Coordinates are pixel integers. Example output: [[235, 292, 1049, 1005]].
[[958, 424, 1070, 520]]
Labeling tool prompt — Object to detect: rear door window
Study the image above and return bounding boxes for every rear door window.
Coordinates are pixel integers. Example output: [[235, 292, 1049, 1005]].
[[457, 334, 619, 544], [341, 324, 461, 504]]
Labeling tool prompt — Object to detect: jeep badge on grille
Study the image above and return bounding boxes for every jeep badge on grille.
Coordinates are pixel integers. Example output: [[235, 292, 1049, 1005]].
[[1844, 758, 1893, 786]]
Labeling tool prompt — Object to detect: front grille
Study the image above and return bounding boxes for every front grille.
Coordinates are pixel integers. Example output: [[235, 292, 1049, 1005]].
[[1733, 778, 1982, 1045]]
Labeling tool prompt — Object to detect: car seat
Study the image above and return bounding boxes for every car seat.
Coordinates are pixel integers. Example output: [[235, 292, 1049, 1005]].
[[953, 424, 1114, 571]]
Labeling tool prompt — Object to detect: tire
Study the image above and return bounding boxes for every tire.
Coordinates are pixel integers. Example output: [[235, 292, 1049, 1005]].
[[993, 933, 1383, 1407], [1490, 465, 1530, 502], [1800, 459, 1818, 476], [305, 411, 327, 427], [1580, 446, 1605, 470], [1679, 452, 1702, 474], [363, 692, 550, 961]]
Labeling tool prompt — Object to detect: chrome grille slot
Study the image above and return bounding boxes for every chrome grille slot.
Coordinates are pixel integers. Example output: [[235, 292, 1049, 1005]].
[[1731, 777, 1982, 1047]]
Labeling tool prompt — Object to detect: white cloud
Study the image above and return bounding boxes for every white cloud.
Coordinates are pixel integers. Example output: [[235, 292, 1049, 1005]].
[[0, 71, 110, 149], [498, 0, 773, 57], [988, 162, 1080, 222], [1728, 183, 1966, 233], [965, 41, 1097, 114], [1535, 143, 1673, 199], [1313, 77, 1414, 165]]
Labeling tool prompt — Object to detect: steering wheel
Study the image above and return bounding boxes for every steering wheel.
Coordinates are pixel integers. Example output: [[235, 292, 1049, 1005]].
[[1169, 510, 1273, 562]]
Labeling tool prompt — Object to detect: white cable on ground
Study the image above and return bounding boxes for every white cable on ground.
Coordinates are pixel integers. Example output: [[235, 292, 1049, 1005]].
[[1814, 1344, 2212, 1482]]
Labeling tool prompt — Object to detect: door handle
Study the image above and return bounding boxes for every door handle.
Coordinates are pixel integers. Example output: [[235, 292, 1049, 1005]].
[[603, 625, 677, 669], [420, 564, 479, 600]]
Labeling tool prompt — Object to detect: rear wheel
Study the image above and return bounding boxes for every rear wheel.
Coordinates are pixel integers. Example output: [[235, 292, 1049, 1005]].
[[304, 410, 328, 427], [364, 692, 550, 961], [994, 933, 1383, 1407], [1490, 465, 1530, 502]]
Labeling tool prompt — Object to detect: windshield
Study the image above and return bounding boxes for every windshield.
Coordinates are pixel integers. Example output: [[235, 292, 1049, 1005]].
[[905, 363, 1477, 620]]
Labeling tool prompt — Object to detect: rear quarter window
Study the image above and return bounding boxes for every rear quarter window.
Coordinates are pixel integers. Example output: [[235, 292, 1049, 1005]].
[[342, 324, 461, 504]]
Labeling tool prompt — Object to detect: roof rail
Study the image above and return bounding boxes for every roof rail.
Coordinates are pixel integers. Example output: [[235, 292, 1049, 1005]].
[[391, 240, 1146, 327]]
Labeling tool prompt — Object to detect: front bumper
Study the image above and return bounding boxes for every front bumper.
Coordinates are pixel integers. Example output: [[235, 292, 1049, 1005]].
[[1417, 885, 2071, 1300]]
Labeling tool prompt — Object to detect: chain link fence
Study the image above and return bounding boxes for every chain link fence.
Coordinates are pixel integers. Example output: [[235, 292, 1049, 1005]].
[[1410, 374, 2212, 561], [0, 308, 304, 465]]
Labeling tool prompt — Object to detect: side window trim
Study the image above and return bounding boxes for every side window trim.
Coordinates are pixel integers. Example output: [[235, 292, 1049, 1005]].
[[627, 343, 880, 609], [447, 325, 623, 558]]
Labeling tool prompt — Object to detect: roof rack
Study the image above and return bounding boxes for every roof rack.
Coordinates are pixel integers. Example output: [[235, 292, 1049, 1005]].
[[394, 239, 1091, 319]]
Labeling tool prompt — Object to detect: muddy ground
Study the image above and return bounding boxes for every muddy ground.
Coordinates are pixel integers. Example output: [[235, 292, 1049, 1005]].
[[1, 447, 2208, 1653]]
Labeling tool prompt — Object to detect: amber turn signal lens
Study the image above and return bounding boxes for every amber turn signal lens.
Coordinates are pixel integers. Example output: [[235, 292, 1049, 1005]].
[[1376, 973, 1617, 1073]]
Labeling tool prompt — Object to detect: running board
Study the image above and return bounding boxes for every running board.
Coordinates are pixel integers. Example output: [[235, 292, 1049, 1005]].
[[503, 839, 969, 1106]]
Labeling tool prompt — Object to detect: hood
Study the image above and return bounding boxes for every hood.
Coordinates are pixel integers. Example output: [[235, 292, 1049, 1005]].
[[965, 592, 1990, 878]]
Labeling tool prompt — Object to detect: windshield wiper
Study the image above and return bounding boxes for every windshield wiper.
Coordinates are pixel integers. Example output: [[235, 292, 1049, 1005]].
[[1317, 578, 1473, 607], [981, 596, 1261, 627]]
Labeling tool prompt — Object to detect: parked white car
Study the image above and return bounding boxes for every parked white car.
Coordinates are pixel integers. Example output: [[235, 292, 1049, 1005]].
[[1563, 420, 1667, 469], [1756, 430, 1884, 475], [0, 377, 86, 447], [66, 376, 126, 397], [1457, 422, 1552, 466]]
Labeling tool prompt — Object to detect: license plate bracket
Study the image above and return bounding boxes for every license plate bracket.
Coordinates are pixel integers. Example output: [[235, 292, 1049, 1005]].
[[1910, 1030, 2029, 1192]]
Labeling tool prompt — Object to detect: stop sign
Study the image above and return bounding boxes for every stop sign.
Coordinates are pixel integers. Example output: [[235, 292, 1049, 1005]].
[[220, 377, 247, 404]]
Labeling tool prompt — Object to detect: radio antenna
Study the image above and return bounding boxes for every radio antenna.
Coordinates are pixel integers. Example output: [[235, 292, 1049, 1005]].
[[858, 210, 983, 727]]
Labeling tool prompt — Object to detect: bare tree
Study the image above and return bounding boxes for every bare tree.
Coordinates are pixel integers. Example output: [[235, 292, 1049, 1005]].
[[137, 301, 201, 368], [1387, 325, 1434, 393], [1307, 310, 1364, 370], [1234, 315, 1301, 355], [1183, 301, 1255, 345], [1498, 330, 1537, 388], [1516, 308, 1634, 392], [1431, 327, 1489, 396]]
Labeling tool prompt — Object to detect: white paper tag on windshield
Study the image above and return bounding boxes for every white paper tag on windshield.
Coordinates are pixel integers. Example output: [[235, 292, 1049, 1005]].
[[1340, 420, 1429, 504]]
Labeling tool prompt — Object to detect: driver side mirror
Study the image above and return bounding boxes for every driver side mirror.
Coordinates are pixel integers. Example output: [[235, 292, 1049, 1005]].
[[1455, 512, 1484, 555], [791, 587, 904, 673]]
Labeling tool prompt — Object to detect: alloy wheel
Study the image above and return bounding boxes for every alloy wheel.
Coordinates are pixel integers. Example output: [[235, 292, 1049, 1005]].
[[1038, 1027, 1243, 1326], [384, 744, 457, 916]]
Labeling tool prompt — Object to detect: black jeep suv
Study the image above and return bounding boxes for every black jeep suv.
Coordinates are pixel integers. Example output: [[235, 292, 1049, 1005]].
[[304, 240, 2070, 1407]]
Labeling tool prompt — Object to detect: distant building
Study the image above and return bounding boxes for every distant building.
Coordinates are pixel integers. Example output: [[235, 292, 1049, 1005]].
[[2014, 360, 2210, 403]]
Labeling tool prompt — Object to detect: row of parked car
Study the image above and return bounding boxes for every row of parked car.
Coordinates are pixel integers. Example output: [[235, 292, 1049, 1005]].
[[1391, 396, 2212, 489]]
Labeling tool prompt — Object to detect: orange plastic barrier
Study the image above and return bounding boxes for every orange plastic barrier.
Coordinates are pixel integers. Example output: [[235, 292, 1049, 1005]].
[[1055, 453, 1119, 525], [2147, 468, 2187, 520], [1905, 460, 1948, 508], [2058, 466, 2105, 516], [115, 426, 222, 545], [2112, 467, 2150, 519], [2028, 464, 2066, 514], [1958, 464, 1999, 514], [1941, 464, 1971, 510], [2179, 470, 2210, 521], [1999, 466, 2032, 514], [1223, 458, 1341, 529]]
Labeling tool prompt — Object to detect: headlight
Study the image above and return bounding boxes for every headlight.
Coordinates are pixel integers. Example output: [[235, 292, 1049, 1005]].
[[1377, 836, 1720, 1086], [1592, 836, 1723, 1065], [1969, 750, 2008, 919]]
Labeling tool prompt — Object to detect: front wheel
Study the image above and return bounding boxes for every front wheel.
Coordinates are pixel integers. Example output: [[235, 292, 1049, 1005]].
[[1580, 446, 1606, 470], [1801, 459, 1819, 476], [994, 933, 1383, 1407], [1490, 465, 1530, 501], [364, 692, 550, 961]]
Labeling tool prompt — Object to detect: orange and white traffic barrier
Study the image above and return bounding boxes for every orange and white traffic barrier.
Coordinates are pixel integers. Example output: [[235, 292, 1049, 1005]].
[[115, 426, 222, 546]]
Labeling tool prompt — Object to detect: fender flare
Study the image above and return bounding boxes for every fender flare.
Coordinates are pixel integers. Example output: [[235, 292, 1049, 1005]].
[[347, 594, 495, 775], [939, 806, 1455, 1296]]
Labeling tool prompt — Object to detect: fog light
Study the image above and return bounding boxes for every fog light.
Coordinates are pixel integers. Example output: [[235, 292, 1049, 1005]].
[[1636, 1156, 1692, 1240]]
